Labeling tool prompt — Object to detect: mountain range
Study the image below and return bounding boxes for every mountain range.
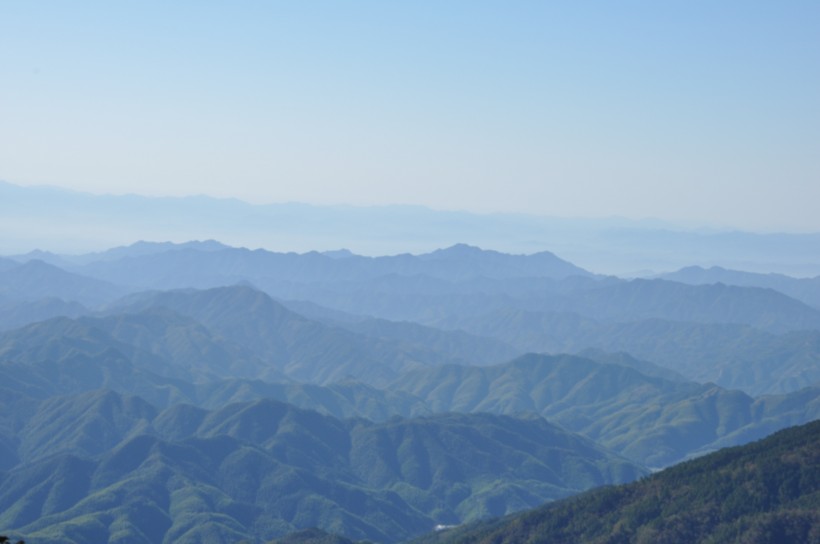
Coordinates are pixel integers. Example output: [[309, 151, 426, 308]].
[[1, 239, 820, 543], [5, 180, 820, 276], [661, 265, 820, 309], [2, 284, 819, 471], [0, 391, 645, 544], [6, 242, 820, 396]]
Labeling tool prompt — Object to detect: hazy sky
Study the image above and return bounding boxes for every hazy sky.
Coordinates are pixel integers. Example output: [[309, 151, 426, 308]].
[[2, 1, 818, 231]]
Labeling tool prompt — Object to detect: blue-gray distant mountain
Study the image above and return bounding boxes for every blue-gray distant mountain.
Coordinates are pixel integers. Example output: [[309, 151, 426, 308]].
[[9, 239, 820, 336], [64, 242, 820, 334], [446, 308, 820, 395], [65, 242, 591, 292], [551, 278, 820, 333], [312, 316, 519, 366], [0, 296, 87, 332], [5, 179, 820, 275], [275, 274, 820, 335], [0, 256, 17, 271], [110, 285, 510, 384], [0, 259, 127, 307], [0, 285, 510, 397], [660, 264, 820, 309]]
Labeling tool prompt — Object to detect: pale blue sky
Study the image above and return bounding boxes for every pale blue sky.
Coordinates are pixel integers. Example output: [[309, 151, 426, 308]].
[[1, 1, 818, 231]]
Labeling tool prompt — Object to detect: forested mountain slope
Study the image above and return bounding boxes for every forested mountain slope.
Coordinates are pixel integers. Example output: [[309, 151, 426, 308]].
[[2, 242, 820, 544], [390, 354, 820, 467], [0, 394, 645, 544], [415, 418, 820, 544]]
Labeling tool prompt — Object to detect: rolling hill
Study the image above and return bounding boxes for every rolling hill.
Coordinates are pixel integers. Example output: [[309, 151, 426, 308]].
[[390, 353, 820, 467], [0, 394, 646, 544]]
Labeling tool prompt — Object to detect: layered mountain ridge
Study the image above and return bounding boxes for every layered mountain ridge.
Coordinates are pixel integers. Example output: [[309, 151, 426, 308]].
[[1, 240, 819, 543]]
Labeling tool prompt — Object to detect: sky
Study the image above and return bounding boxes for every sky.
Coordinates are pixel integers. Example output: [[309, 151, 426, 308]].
[[1, 1, 819, 232]]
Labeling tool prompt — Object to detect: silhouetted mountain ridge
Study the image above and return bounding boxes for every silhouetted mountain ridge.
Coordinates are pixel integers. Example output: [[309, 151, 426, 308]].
[[661, 264, 820, 309], [0, 260, 125, 307]]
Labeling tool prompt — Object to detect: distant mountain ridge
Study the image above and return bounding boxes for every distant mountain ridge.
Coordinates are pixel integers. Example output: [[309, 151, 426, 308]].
[[4, 180, 820, 275], [2, 253, 820, 397], [60, 242, 591, 292], [0, 259, 125, 306], [110, 285, 509, 385], [35, 240, 815, 336], [661, 264, 820, 309], [554, 278, 820, 333], [447, 308, 820, 395]]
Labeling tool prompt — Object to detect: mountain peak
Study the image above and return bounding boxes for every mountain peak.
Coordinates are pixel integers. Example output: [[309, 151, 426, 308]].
[[322, 248, 356, 259], [424, 243, 489, 259]]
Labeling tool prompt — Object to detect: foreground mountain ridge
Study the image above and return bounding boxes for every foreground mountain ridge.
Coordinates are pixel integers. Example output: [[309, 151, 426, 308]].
[[414, 417, 820, 544]]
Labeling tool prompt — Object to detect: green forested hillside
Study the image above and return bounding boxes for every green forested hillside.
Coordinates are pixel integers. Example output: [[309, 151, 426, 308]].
[[3, 309, 820, 472], [264, 528, 361, 544], [390, 354, 820, 467], [328, 316, 518, 367], [0, 395, 645, 544], [0, 316, 428, 425], [416, 418, 820, 544]]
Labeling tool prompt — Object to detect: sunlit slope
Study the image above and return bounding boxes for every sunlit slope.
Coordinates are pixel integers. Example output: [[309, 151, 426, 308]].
[[0, 395, 645, 544]]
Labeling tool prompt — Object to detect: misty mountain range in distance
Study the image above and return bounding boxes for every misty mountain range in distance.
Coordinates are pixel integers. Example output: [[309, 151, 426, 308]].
[[4, 179, 820, 276], [1, 236, 820, 542]]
